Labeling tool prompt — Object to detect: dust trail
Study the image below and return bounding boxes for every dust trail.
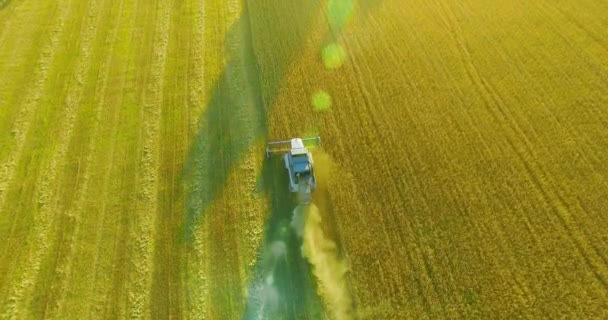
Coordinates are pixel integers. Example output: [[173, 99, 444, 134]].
[[292, 204, 353, 320], [290, 148, 353, 320], [290, 149, 354, 319]]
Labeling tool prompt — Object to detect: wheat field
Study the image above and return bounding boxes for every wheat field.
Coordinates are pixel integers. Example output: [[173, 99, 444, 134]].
[[1, 0, 607, 319]]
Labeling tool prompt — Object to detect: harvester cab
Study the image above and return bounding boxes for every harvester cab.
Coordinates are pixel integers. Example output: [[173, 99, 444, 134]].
[[266, 136, 321, 205]]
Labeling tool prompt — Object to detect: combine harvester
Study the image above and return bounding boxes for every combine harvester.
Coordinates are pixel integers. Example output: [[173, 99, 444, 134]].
[[266, 137, 321, 205]]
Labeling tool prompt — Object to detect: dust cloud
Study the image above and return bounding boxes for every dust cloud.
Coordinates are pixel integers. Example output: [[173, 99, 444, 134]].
[[290, 150, 354, 320], [300, 204, 354, 320]]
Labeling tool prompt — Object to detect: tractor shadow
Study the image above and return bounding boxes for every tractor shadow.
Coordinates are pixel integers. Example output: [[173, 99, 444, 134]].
[[242, 155, 325, 320]]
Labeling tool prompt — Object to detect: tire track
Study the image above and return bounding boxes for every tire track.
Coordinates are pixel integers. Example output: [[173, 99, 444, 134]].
[[486, 33, 608, 188], [425, 14, 570, 314], [530, 1, 608, 165], [477, 77, 608, 271], [127, 0, 171, 317], [463, 3, 608, 287], [546, 2, 608, 54]]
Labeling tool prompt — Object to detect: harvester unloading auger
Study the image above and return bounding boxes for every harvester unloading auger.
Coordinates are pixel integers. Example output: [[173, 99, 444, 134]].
[[266, 136, 321, 205]]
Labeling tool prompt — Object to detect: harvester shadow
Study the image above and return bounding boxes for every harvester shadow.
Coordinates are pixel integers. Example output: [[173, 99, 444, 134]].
[[176, 0, 384, 315], [0, 0, 11, 10], [178, 0, 386, 246], [179, 0, 322, 245], [242, 156, 325, 320], [175, 0, 323, 316], [179, 3, 265, 246]]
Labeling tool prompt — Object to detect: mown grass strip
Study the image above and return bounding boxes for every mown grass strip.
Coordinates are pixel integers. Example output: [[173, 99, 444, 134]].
[[0, 0, 83, 317], [127, 0, 171, 318], [52, 0, 129, 317]]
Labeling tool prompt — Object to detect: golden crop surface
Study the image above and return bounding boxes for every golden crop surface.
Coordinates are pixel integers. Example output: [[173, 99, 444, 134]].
[[1, 0, 607, 319]]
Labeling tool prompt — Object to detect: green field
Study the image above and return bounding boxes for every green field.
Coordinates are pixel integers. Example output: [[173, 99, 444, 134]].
[[1, 0, 607, 319]]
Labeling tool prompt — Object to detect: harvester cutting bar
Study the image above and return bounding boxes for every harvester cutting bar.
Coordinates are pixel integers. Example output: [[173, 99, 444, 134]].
[[266, 140, 292, 146], [265, 145, 291, 158], [265, 136, 321, 158], [301, 136, 322, 146]]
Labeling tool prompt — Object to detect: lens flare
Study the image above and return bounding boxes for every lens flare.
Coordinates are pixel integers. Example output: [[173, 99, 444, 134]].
[[312, 90, 332, 112], [322, 43, 347, 69], [327, 0, 355, 32]]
